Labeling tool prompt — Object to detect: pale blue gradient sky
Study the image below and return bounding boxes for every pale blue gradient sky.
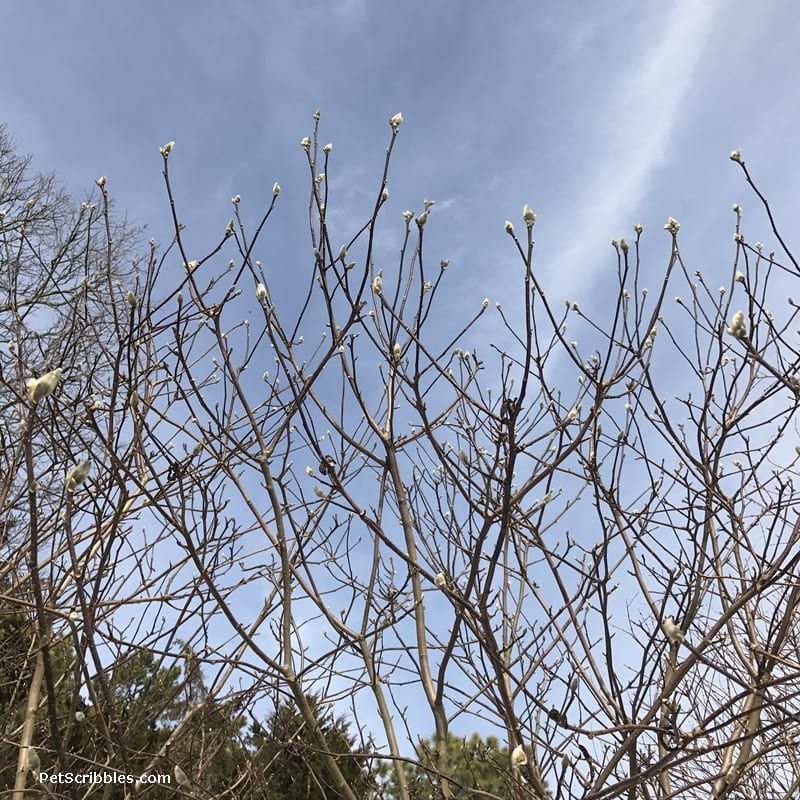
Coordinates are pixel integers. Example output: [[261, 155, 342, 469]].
[[4, 2, 798, 316]]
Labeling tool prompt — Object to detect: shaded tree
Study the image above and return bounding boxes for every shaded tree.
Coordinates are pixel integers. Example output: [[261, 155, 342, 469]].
[[247, 694, 375, 800], [380, 733, 509, 800]]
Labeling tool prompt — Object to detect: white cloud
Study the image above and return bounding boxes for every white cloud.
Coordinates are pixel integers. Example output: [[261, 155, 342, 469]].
[[544, 0, 723, 301]]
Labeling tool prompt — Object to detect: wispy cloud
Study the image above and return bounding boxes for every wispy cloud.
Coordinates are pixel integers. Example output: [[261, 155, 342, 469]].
[[541, 0, 723, 302]]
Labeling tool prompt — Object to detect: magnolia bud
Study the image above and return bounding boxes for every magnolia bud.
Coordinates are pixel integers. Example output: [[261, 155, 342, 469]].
[[95, 176, 107, 188], [726, 310, 747, 339], [273, 182, 281, 196], [389, 112, 403, 130], [372, 271, 383, 296], [160, 141, 175, 156], [523, 204, 536, 227], [127, 291, 137, 308], [511, 744, 527, 767], [66, 460, 91, 492], [504, 220, 514, 235], [434, 573, 446, 587], [662, 616, 685, 645], [256, 283, 267, 301], [300, 136, 311, 150], [27, 368, 63, 403], [174, 765, 191, 789]]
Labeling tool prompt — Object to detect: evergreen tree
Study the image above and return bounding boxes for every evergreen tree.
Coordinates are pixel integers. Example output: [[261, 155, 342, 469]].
[[380, 733, 509, 800], [248, 695, 375, 800]]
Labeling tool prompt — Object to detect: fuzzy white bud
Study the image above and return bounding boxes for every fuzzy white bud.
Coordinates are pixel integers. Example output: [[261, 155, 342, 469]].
[[66, 460, 91, 492], [729, 149, 742, 162], [482, 298, 489, 308], [95, 175, 107, 188], [300, 136, 311, 150], [372, 271, 383, 296], [160, 141, 175, 156], [389, 112, 404, 130], [504, 220, 515, 235], [416, 210, 428, 228], [434, 573, 446, 587], [522, 204, 536, 227], [127, 291, 137, 308], [256, 283, 267, 301], [511, 744, 528, 767], [634, 222, 643, 234], [662, 617, 685, 645], [726, 310, 747, 339], [27, 368, 63, 403], [664, 217, 680, 234], [174, 765, 191, 789]]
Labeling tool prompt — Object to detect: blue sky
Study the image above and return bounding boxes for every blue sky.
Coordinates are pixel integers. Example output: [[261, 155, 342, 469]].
[[4, 1, 799, 317], [5, 0, 800, 760]]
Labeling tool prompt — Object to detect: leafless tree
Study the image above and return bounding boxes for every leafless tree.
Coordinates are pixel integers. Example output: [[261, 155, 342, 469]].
[[3, 116, 799, 800]]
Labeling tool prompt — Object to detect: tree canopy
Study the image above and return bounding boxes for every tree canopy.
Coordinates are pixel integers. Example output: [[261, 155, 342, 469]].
[[2, 115, 800, 800]]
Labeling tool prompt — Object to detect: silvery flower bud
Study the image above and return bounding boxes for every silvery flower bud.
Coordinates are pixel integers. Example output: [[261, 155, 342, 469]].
[[27, 368, 63, 403]]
